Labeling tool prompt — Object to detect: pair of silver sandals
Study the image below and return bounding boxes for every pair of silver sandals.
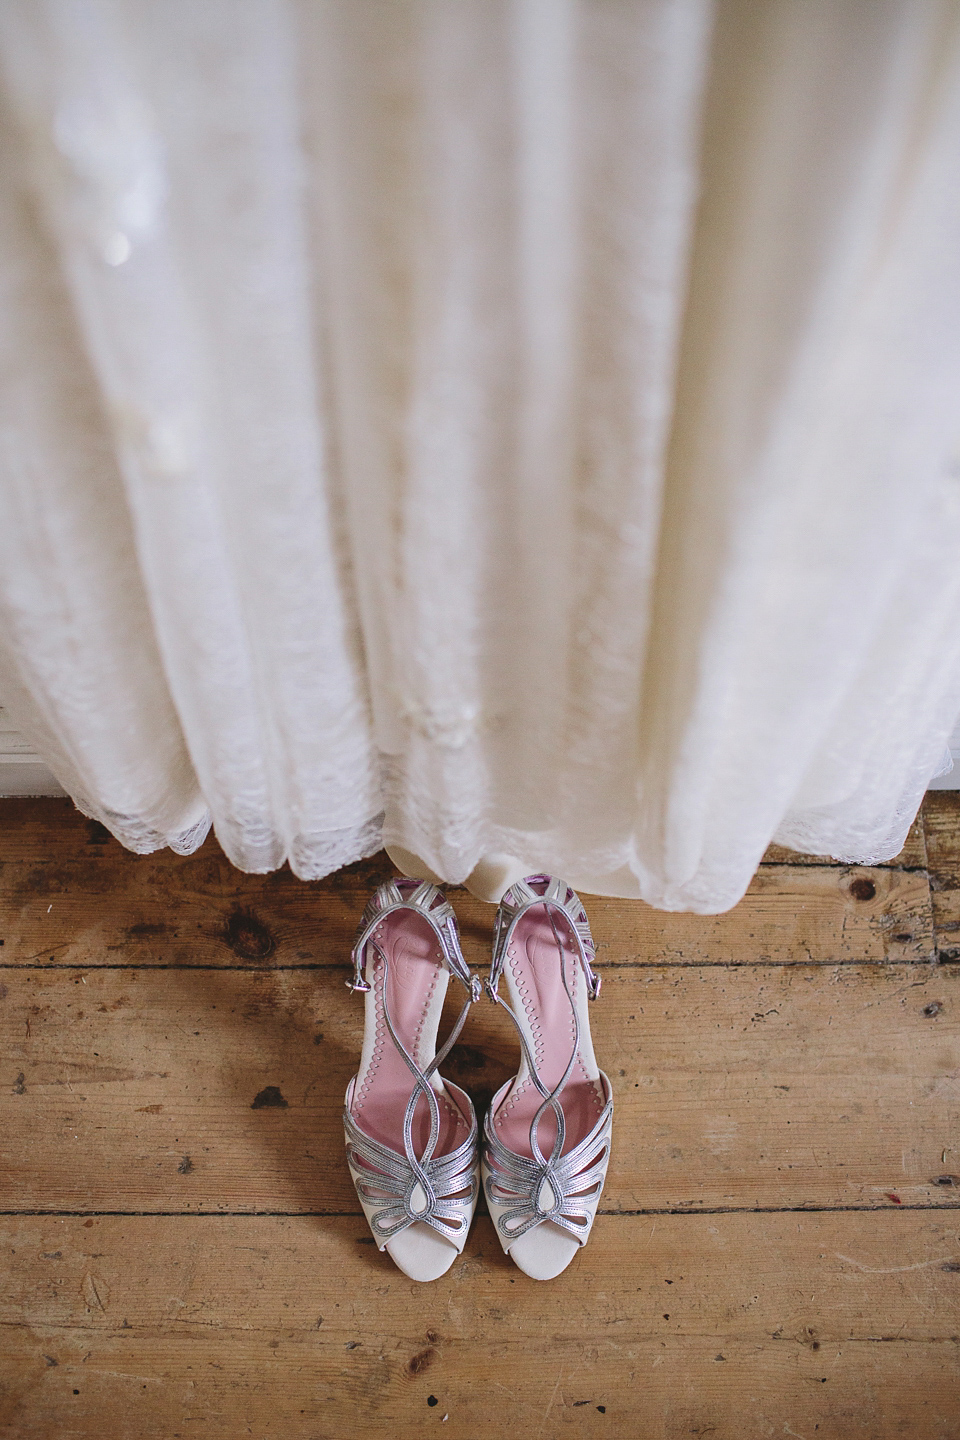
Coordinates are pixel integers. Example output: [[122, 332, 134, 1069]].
[[343, 874, 613, 1282]]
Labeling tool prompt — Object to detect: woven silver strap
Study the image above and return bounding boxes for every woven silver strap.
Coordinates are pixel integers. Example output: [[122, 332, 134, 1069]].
[[483, 1079, 612, 1245], [346, 1090, 478, 1249]]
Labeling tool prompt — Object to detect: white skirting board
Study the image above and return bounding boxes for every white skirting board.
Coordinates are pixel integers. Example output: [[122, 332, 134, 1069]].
[[0, 759, 67, 796], [1, 705, 959, 798], [0, 708, 65, 796], [924, 725, 960, 789]]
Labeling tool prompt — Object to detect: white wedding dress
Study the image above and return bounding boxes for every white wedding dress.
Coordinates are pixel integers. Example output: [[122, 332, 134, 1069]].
[[0, 1, 958, 910]]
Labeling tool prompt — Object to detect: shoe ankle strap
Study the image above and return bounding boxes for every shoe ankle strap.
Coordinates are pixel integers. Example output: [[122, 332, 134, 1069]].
[[348, 878, 481, 1000], [486, 874, 601, 1003]]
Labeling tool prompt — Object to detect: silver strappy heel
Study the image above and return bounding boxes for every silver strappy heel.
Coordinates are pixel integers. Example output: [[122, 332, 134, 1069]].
[[482, 875, 613, 1280], [343, 878, 482, 1282]]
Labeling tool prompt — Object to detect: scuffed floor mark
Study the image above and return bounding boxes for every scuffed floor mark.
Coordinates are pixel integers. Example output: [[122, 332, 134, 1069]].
[[834, 1252, 958, 1274]]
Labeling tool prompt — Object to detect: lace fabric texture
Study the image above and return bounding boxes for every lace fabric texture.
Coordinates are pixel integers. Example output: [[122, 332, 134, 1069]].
[[0, 2, 959, 910]]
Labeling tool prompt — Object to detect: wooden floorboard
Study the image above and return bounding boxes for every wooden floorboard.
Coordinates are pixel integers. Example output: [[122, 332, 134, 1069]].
[[2, 1213, 958, 1439], [921, 793, 960, 968], [0, 801, 935, 971], [2, 963, 958, 1214], [1, 798, 958, 1438]]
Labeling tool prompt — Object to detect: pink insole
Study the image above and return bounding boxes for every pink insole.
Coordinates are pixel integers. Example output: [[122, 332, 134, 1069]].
[[350, 912, 468, 1159], [494, 907, 604, 1159]]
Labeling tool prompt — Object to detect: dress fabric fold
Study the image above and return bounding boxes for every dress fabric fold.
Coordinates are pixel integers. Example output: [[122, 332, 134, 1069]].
[[0, 0, 958, 911]]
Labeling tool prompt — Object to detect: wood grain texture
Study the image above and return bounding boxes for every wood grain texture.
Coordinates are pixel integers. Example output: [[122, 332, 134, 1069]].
[[921, 793, 960, 968], [3, 962, 957, 1214], [919, 793, 960, 880], [0, 801, 934, 970], [2, 1213, 958, 1440], [1, 796, 955, 1440]]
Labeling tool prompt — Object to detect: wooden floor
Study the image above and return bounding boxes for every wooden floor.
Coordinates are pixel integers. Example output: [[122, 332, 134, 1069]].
[[1, 798, 959, 1439]]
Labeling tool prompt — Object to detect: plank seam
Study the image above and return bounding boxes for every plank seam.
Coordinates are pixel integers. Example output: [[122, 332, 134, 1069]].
[[2, 1204, 959, 1218], [0, 958, 948, 972]]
